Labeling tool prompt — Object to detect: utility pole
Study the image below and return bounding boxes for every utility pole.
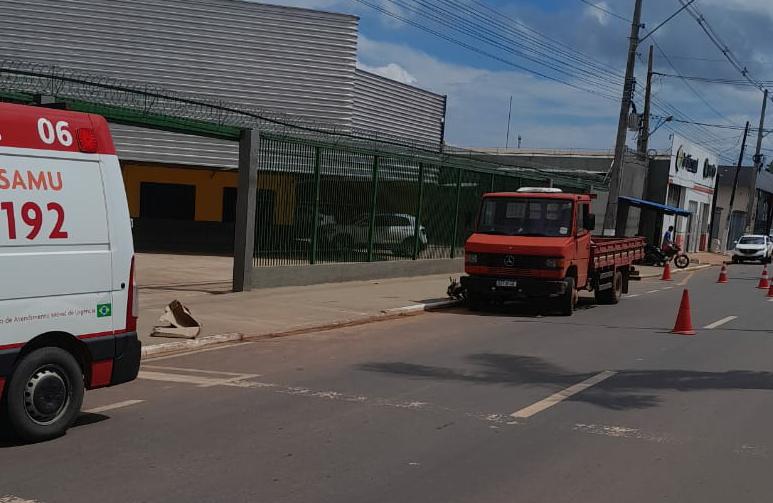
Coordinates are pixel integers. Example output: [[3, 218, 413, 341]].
[[637, 45, 654, 155], [746, 89, 768, 233], [725, 121, 750, 250], [603, 0, 644, 235], [505, 96, 513, 149]]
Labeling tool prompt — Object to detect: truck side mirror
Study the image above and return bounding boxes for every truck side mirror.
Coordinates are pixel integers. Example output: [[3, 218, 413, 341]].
[[585, 213, 596, 231]]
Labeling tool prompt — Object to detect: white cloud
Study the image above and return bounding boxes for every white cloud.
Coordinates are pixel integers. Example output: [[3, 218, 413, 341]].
[[584, 1, 610, 26], [700, 0, 773, 19], [358, 36, 620, 148], [358, 62, 417, 84]]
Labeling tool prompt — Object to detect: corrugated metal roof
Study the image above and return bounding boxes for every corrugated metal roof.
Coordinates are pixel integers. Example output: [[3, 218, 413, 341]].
[[353, 69, 446, 150], [0, 0, 358, 126]]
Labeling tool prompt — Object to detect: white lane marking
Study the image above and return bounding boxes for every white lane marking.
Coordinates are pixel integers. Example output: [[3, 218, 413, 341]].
[[678, 271, 695, 286], [646, 290, 659, 294], [574, 424, 767, 457], [510, 370, 617, 419], [0, 496, 42, 503], [144, 341, 254, 361], [138, 370, 254, 388], [83, 400, 145, 414], [573, 423, 672, 444], [768, 298, 773, 303], [627, 294, 640, 298], [142, 365, 260, 378], [137, 370, 514, 425], [663, 286, 674, 290], [703, 316, 738, 329]]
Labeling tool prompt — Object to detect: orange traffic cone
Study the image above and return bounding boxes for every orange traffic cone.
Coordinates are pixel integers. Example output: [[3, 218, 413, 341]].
[[757, 265, 770, 289], [717, 264, 729, 284], [767, 282, 773, 298], [661, 261, 673, 281], [672, 289, 696, 336]]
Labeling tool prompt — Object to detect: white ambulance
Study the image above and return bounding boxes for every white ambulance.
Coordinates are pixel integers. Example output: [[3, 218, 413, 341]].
[[0, 102, 140, 441]]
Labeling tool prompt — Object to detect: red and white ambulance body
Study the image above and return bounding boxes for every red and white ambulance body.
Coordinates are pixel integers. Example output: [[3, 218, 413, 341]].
[[0, 102, 140, 441]]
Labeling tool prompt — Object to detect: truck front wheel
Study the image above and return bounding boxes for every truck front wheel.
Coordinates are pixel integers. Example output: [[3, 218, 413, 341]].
[[556, 277, 577, 316], [596, 270, 623, 305], [4, 347, 85, 442]]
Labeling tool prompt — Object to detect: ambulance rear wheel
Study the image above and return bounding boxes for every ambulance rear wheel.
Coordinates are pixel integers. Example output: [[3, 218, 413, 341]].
[[5, 347, 84, 443]]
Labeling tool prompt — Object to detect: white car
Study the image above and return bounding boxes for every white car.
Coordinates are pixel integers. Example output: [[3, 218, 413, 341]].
[[732, 235, 773, 264], [328, 213, 428, 257]]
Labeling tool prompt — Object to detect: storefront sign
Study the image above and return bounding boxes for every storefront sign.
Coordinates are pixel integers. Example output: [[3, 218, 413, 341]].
[[703, 159, 717, 179], [675, 146, 699, 174]]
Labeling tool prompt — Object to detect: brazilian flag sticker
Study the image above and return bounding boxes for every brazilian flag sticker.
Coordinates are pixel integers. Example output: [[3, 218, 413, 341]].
[[97, 303, 112, 318]]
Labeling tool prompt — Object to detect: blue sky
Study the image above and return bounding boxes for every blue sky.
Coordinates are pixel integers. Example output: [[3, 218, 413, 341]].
[[274, 0, 772, 161]]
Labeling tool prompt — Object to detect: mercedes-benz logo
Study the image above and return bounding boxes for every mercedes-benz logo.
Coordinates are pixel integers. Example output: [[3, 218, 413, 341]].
[[504, 255, 516, 267]]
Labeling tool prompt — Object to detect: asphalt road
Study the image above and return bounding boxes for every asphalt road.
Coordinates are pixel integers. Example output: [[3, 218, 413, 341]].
[[3, 264, 773, 503]]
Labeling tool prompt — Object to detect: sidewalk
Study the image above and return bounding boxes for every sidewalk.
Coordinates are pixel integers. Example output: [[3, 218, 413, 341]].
[[137, 271, 458, 357], [635, 251, 726, 279]]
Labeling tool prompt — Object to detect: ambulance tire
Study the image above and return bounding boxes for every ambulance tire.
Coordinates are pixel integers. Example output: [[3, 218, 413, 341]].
[[5, 347, 84, 443]]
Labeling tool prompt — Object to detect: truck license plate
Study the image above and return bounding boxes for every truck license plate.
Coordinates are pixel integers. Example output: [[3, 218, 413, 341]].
[[495, 280, 517, 288]]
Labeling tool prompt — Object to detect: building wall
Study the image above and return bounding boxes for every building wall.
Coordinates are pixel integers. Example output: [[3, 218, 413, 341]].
[[353, 69, 446, 149], [661, 135, 718, 252], [121, 163, 296, 225], [111, 125, 240, 169], [712, 165, 756, 250]]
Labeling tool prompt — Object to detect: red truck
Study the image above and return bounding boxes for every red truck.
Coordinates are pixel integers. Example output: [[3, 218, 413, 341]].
[[460, 189, 645, 316]]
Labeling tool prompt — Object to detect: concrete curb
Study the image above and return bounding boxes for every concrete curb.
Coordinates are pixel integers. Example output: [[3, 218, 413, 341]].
[[637, 263, 712, 279], [141, 299, 460, 360]]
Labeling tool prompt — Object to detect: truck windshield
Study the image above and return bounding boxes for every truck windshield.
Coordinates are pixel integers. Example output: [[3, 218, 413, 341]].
[[477, 198, 574, 237]]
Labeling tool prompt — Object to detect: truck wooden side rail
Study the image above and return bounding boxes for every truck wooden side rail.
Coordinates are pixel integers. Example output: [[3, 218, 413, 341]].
[[592, 237, 646, 269]]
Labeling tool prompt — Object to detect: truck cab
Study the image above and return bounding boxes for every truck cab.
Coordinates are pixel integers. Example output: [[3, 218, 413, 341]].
[[460, 188, 642, 315]]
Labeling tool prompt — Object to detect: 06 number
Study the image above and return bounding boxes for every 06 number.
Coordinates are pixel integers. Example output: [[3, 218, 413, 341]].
[[0, 201, 68, 240], [37, 118, 73, 147]]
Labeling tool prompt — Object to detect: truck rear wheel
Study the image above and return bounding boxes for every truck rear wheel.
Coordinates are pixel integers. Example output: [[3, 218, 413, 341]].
[[557, 277, 577, 316], [596, 270, 623, 305], [4, 347, 84, 442]]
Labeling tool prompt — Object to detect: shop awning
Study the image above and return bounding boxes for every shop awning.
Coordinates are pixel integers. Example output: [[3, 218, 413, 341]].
[[618, 196, 692, 216]]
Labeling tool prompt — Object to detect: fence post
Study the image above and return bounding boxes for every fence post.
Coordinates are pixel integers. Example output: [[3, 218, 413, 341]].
[[309, 146, 322, 264], [450, 167, 463, 258], [412, 162, 425, 260], [489, 173, 495, 192], [233, 128, 259, 292], [367, 155, 380, 262]]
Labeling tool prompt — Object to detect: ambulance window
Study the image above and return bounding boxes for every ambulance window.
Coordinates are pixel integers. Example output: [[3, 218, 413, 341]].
[[140, 182, 196, 220]]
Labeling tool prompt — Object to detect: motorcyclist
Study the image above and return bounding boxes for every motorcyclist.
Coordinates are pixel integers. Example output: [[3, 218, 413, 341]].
[[661, 225, 679, 258]]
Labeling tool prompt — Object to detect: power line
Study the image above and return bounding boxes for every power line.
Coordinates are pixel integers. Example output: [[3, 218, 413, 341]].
[[577, 0, 631, 23], [677, 0, 770, 97], [395, 0, 626, 95], [351, 0, 623, 101], [651, 39, 735, 124], [652, 114, 773, 133], [654, 73, 754, 86]]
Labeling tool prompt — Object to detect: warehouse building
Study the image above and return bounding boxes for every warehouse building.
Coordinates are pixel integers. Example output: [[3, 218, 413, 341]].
[[0, 0, 447, 251]]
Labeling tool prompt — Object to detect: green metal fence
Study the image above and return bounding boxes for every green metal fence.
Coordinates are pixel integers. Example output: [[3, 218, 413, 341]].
[[253, 133, 599, 267]]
